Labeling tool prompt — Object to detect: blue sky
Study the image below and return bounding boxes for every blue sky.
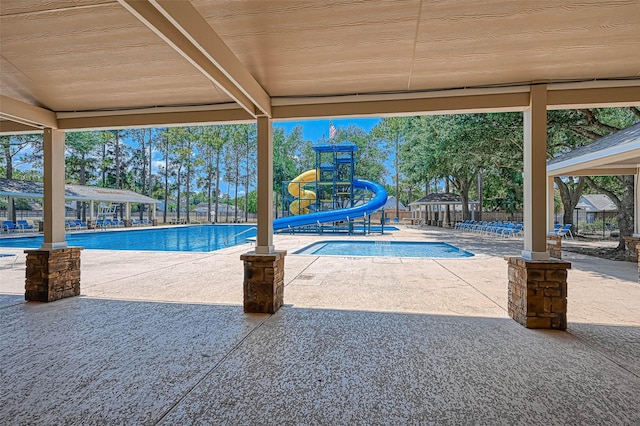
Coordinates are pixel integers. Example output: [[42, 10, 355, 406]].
[[274, 117, 381, 143]]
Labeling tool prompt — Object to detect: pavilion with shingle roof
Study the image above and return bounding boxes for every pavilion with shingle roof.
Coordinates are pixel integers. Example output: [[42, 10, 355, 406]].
[[547, 122, 640, 238], [0, 178, 159, 225]]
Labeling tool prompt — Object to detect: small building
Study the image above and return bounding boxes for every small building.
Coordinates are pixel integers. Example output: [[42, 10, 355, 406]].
[[575, 194, 618, 224]]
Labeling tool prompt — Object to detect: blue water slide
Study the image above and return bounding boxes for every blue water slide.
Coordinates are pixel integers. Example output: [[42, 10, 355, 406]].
[[273, 179, 388, 231]]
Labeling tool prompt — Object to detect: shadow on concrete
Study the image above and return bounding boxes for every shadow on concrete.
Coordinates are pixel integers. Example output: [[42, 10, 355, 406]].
[[1, 298, 638, 425], [0, 293, 24, 309]]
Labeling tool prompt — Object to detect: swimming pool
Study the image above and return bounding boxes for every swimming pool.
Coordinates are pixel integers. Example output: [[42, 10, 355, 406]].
[[294, 240, 474, 258], [0, 225, 256, 252]]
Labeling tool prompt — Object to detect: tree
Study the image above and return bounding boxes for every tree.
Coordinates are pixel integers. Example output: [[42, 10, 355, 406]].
[[272, 125, 308, 217], [372, 118, 407, 219], [126, 128, 157, 219], [196, 126, 226, 222], [585, 175, 634, 251], [66, 131, 101, 220], [0, 134, 43, 221], [239, 125, 257, 222], [401, 114, 524, 220], [224, 125, 249, 222], [164, 127, 196, 221]]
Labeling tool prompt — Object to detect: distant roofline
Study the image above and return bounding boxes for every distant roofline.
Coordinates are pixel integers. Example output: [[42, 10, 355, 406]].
[[0, 178, 160, 204]]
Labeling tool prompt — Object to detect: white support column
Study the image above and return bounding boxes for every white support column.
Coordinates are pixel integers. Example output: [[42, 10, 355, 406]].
[[634, 169, 639, 236], [7, 196, 15, 222], [125, 202, 131, 220], [522, 84, 550, 260], [41, 129, 67, 250], [89, 200, 95, 221], [547, 175, 556, 232], [256, 116, 274, 254]]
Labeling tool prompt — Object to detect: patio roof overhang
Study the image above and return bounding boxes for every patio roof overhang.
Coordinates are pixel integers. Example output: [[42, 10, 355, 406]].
[[1, 1, 639, 133], [547, 122, 640, 177]]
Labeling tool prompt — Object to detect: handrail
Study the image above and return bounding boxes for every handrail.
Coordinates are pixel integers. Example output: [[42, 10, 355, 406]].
[[223, 226, 257, 246]]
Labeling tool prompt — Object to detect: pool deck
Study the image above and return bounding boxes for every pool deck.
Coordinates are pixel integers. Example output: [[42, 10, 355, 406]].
[[1, 227, 639, 424]]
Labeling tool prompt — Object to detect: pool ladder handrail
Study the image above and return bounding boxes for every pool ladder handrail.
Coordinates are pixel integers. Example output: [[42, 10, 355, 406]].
[[223, 226, 257, 246]]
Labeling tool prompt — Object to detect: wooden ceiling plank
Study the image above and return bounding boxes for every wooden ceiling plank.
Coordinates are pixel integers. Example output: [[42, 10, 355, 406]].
[[0, 95, 58, 129], [117, 0, 260, 118], [153, 0, 271, 117]]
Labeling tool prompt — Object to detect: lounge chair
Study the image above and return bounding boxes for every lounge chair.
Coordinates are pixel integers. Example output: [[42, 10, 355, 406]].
[[17, 220, 35, 232], [2, 220, 19, 233], [557, 224, 574, 239], [500, 223, 523, 238], [74, 219, 88, 230]]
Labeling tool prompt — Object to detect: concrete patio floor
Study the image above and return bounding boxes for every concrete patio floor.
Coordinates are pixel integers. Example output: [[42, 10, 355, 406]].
[[1, 227, 638, 425]]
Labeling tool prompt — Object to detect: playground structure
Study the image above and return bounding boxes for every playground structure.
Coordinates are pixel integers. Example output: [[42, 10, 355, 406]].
[[274, 142, 388, 234]]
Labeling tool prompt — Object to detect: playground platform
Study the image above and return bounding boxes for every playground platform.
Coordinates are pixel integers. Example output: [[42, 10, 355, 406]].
[[1, 227, 638, 424]]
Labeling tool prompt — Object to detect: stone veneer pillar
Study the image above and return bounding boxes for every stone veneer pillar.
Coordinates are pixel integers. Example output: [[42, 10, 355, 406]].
[[240, 250, 286, 314], [623, 236, 640, 262], [506, 256, 571, 330], [546, 234, 562, 259], [25, 247, 83, 302]]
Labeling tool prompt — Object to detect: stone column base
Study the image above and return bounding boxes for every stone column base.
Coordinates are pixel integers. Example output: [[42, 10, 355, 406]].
[[152, 219, 158, 226], [240, 250, 286, 314], [506, 256, 571, 330], [124, 219, 132, 227], [623, 236, 639, 262], [25, 247, 83, 302], [546, 234, 562, 259]]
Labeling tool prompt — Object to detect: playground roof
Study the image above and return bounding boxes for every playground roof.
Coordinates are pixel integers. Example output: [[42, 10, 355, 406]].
[[313, 143, 358, 153], [0, 178, 160, 204]]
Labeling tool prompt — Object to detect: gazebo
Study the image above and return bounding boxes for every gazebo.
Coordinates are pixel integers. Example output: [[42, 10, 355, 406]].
[[409, 193, 480, 227]]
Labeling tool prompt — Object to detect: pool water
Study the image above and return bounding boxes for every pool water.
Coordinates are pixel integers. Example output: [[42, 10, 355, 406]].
[[294, 240, 474, 258], [0, 225, 256, 252]]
